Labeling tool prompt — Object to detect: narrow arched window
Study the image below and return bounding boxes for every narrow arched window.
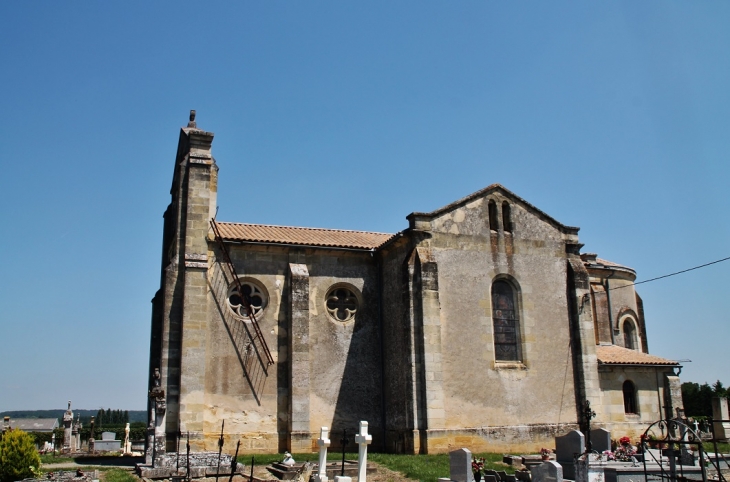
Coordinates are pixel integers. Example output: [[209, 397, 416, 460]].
[[488, 200, 499, 231], [623, 380, 637, 414], [492, 280, 520, 361], [623, 320, 636, 350], [502, 202, 512, 232]]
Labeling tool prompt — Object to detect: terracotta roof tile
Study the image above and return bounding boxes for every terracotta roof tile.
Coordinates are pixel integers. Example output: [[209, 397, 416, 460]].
[[596, 345, 679, 366], [215, 222, 395, 250]]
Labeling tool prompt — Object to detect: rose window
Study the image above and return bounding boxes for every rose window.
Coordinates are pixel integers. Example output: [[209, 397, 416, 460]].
[[325, 287, 359, 322], [228, 281, 266, 319]]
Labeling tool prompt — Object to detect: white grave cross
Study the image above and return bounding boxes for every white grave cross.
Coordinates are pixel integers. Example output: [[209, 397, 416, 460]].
[[355, 421, 373, 482], [315, 426, 331, 482]]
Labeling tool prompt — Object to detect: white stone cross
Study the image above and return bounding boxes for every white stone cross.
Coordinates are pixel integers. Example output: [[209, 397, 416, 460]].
[[315, 426, 331, 482], [355, 421, 373, 482]]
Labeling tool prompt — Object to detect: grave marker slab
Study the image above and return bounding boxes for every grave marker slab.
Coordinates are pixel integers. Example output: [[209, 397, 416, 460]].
[[531, 461, 563, 482], [555, 430, 585, 480], [449, 448, 473, 482], [590, 429, 611, 454]]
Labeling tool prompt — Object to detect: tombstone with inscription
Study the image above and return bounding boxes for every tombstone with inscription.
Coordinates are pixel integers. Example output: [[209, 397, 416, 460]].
[[590, 429, 611, 454], [450, 448, 474, 482], [555, 430, 585, 480], [531, 461, 563, 482]]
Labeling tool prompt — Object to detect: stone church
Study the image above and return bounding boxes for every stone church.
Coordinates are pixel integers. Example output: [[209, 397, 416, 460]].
[[148, 113, 683, 455]]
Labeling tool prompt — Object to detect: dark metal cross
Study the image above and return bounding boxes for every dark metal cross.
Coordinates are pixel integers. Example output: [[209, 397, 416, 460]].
[[340, 429, 349, 476], [583, 400, 596, 454]]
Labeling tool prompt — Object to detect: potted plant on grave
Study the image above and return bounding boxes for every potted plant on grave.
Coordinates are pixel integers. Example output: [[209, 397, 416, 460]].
[[540, 448, 552, 461], [472, 456, 485, 482]]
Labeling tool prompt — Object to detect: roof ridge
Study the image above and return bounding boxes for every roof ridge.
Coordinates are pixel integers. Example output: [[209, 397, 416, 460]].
[[216, 221, 395, 237]]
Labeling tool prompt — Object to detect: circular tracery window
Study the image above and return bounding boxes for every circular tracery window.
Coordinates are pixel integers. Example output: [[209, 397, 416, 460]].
[[325, 287, 359, 322], [228, 281, 267, 320]]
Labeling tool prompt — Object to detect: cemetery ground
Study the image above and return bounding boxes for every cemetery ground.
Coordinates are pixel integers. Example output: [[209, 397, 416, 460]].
[[34, 443, 730, 482], [37, 451, 516, 482]]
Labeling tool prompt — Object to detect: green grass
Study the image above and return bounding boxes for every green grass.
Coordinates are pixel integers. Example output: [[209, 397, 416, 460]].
[[102, 468, 138, 482], [239, 452, 513, 482], [701, 442, 730, 453], [40, 454, 75, 464]]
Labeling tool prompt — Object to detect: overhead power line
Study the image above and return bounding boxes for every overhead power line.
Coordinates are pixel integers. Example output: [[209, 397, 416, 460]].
[[608, 255, 730, 291]]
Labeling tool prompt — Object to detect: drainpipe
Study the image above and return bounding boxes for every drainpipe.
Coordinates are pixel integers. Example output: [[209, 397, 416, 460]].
[[603, 269, 616, 345]]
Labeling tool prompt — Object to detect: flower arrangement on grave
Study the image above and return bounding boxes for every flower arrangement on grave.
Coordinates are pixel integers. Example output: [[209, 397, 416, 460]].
[[540, 448, 552, 460], [606, 436, 637, 461], [472, 457, 485, 477]]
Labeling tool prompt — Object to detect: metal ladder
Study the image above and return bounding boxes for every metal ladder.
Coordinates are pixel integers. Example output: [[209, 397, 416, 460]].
[[209, 219, 275, 367]]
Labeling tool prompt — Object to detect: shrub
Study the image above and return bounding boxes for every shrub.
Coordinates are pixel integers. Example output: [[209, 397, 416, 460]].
[[0, 429, 42, 482]]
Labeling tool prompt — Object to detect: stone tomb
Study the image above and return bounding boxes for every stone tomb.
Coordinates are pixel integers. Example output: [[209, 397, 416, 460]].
[[93, 432, 121, 452], [137, 452, 245, 479]]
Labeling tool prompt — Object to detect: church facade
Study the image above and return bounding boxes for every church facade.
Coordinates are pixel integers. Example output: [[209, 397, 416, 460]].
[[148, 114, 683, 455]]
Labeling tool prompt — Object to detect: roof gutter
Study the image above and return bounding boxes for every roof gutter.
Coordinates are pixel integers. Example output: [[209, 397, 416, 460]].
[[217, 238, 382, 253]]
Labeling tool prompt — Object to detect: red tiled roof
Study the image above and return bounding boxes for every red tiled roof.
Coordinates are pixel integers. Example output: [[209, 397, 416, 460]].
[[596, 345, 679, 366], [215, 222, 395, 250]]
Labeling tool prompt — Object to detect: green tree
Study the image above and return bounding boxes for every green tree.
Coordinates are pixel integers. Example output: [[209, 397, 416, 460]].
[[0, 429, 41, 482], [682, 380, 728, 418], [712, 380, 727, 398]]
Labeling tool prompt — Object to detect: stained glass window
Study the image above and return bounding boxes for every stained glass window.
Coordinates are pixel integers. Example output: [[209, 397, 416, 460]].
[[492, 280, 520, 361]]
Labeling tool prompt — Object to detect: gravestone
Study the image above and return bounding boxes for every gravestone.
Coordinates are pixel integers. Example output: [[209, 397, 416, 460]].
[[555, 430, 585, 480], [531, 461, 563, 482], [712, 397, 730, 440], [355, 421, 373, 482], [575, 454, 604, 482], [483, 470, 499, 479], [590, 429, 611, 454], [449, 448, 473, 482], [62, 401, 73, 453]]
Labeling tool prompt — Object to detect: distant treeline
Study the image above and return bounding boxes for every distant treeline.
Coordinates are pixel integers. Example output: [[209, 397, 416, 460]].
[[0, 409, 147, 425], [681, 380, 728, 418]]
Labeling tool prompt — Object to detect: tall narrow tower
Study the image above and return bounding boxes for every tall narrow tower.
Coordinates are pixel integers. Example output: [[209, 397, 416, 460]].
[[149, 110, 218, 451]]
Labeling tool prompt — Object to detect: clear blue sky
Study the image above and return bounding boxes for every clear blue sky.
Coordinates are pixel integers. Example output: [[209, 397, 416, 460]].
[[1, 2, 728, 411]]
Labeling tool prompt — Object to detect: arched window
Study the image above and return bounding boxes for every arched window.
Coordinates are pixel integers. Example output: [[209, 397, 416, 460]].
[[492, 279, 520, 361], [623, 380, 637, 414], [488, 200, 499, 231], [623, 319, 637, 350], [502, 202, 512, 233]]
